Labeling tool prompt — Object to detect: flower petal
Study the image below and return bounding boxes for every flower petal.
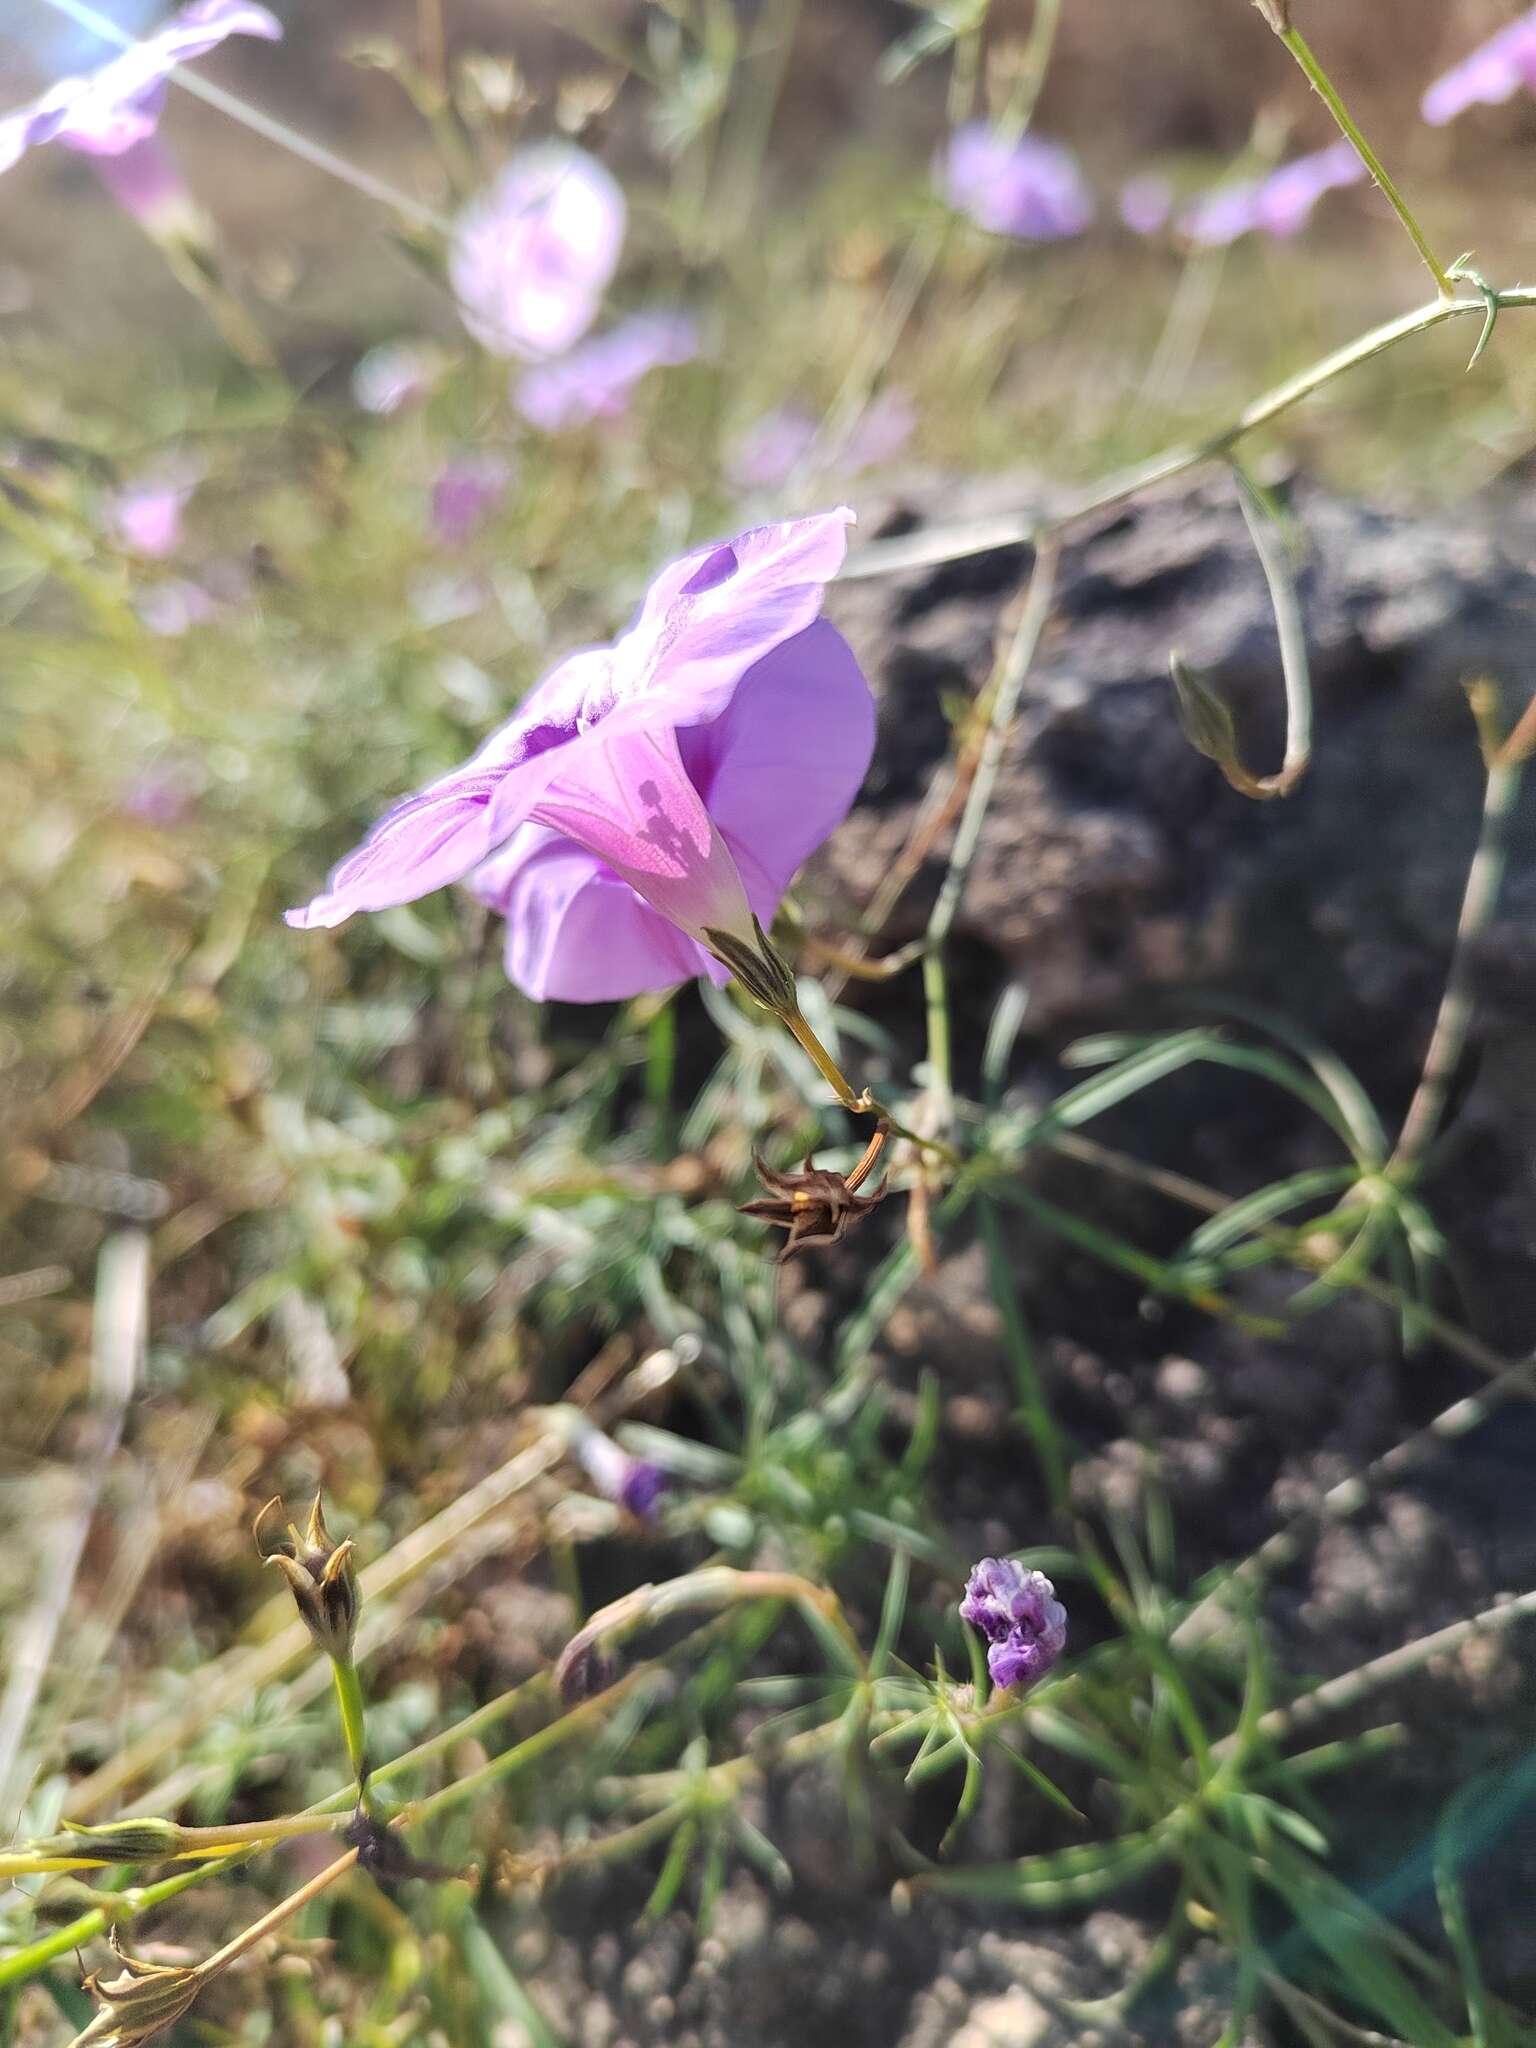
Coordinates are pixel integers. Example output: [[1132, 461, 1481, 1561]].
[[529, 722, 756, 946], [616, 507, 855, 729], [941, 125, 1095, 240], [515, 310, 699, 433], [679, 620, 874, 918], [35, 0, 281, 160], [471, 828, 720, 1001], [285, 646, 614, 929]]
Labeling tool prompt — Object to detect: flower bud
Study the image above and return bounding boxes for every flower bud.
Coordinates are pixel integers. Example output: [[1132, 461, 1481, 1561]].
[[255, 1494, 359, 1663], [702, 915, 800, 1019], [554, 1637, 619, 1707], [1252, 0, 1291, 29], [58, 1818, 185, 1865]]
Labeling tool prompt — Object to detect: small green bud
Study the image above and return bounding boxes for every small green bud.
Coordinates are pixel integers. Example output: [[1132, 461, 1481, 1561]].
[[59, 1818, 186, 1866], [255, 1494, 359, 1663], [1168, 653, 1271, 801], [702, 916, 800, 1018]]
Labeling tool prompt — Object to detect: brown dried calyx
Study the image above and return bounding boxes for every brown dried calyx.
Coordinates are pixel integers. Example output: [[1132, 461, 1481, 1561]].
[[254, 1494, 358, 1662], [74, 1929, 201, 2046], [738, 1123, 890, 1262]]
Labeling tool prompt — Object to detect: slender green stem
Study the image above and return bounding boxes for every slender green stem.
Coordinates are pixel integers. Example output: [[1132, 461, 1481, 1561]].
[[1390, 693, 1525, 1172], [845, 291, 1536, 581], [1279, 28, 1453, 298], [923, 540, 1059, 1109], [775, 1004, 959, 1162], [332, 1658, 373, 1809], [1226, 1589, 1536, 1757], [778, 1005, 864, 1111]]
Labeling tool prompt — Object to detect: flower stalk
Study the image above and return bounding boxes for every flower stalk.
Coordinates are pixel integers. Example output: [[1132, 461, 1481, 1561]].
[[1273, 25, 1454, 297]]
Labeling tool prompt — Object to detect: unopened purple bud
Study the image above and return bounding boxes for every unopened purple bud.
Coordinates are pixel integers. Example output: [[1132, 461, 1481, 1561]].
[[960, 1557, 1067, 1694], [574, 1423, 667, 1520]]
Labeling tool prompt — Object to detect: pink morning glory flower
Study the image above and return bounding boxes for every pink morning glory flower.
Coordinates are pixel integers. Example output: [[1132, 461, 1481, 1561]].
[[1423, 7, 1536, 124], [1178, 139, 1364, 247], [450, 143, 626, 360], [515, 311, 700, 433], [287, 510, 874, 1003], [960, 1557, 1067, 1693], [940, 124, 1095, 240], [429, 454, 511, 546], [109, 462, 199, 557], [0, 0, 282, 176], [729, 388, 915, 494]]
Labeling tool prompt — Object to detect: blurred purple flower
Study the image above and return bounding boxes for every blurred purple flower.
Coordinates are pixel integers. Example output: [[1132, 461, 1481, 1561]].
[[0, 0, 281, 175], [1178, 140, 1364, 247], [450, 143, 626, 360], [1119, 172, 1174, 237], [940, 124, 1095, 240], [729, 405, 817, 491], [1423, 8, 1536, 124], [109, 463, 198, 557], [729, 388, 915, 494], [287, 510, 875, 1003], [352, 340, 444, 416], [136, 578, 217, 635], [430, 453, 511, 546], [574, 1424, 667, 1519], [960, 1557, 1067, 1693], [846, 387, 917, 470], [121, 759, 195, 823], [515, 311, 700, 432]]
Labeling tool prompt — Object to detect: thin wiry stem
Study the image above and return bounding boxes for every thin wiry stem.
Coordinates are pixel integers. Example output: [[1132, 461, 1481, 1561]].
[[36, 0, 451, 232], [1174, 1340, 1536, 1647], [1277, 26, 1453, 299], [1391, 688, 1526, 1172], [1233, 1589, 1536, 1755], [844, 290, 1536, 581], [922, 540, 1059, 1109]]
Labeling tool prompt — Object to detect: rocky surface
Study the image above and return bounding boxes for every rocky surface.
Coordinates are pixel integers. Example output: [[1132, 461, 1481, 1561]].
[[827, 469, 1536, 1063]]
